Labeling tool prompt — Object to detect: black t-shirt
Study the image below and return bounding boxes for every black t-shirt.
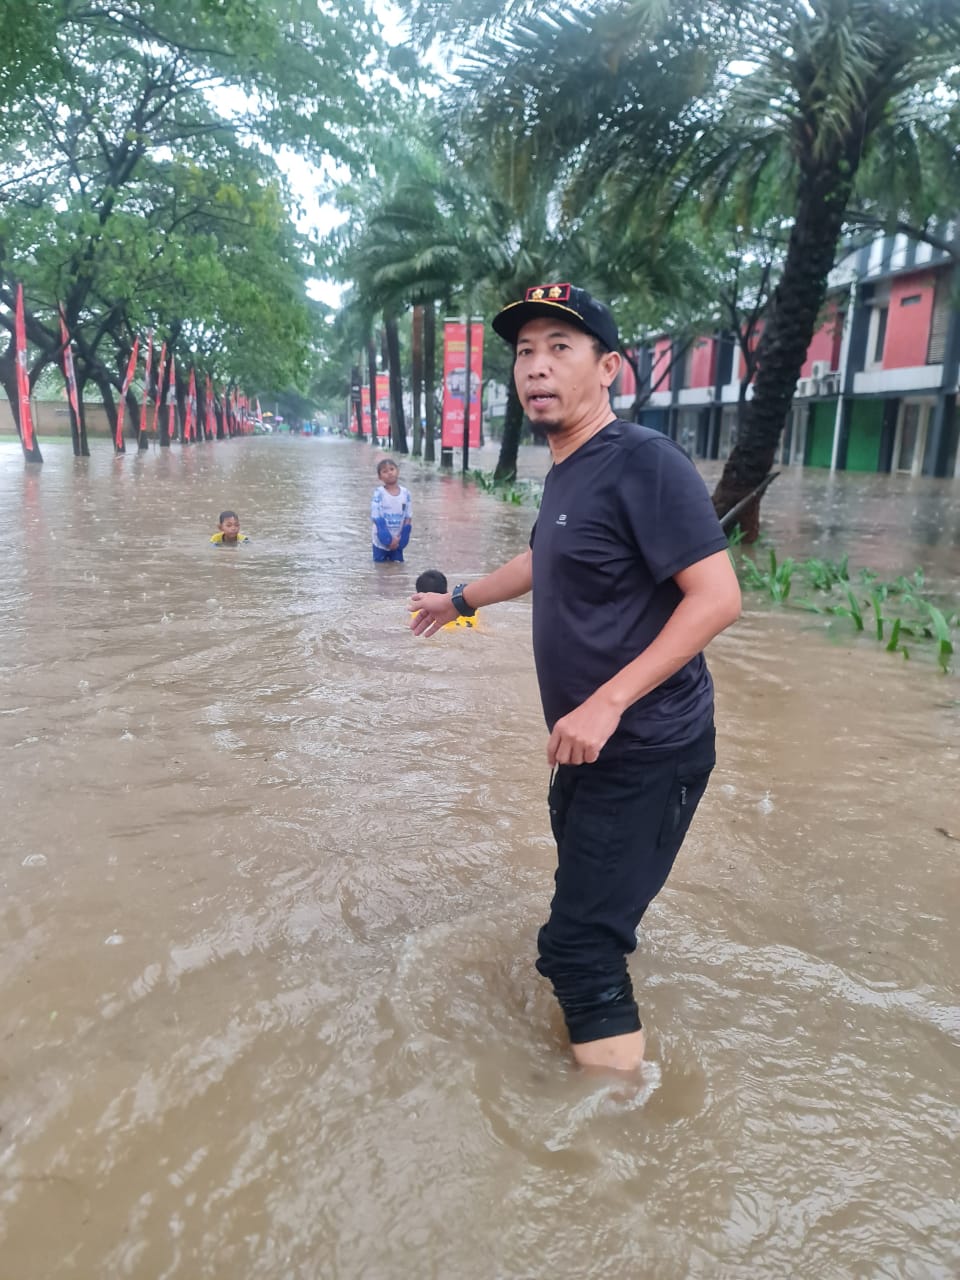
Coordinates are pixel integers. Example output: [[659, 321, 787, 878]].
[[530, 419, 729, 756]]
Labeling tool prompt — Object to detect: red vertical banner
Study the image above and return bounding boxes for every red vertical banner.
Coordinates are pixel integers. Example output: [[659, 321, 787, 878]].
[[184, 367, 197, 441], [206, 375, 216, 440], [14, 284, 35, 453], [359, 385, 370, 436], [152, 342, 167, 435], [167, 352, 177, 442], [115, 336, 140, 451], [441, 320, 482, 449], [58, 307, 81, 430], [375, 373, 390, 441], [139, 332, 153, 438]]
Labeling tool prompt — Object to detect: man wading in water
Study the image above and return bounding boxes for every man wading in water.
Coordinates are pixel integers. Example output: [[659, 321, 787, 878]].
[[410, 284, 741, 1074]]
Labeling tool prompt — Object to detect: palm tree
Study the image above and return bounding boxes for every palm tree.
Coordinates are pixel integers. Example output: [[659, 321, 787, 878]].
[[436, 0, 960, 536]]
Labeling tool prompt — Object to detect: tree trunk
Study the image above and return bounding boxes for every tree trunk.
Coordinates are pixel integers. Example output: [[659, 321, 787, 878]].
[[195, 377, 206, 443], [159, 357, 172, 446], [351, 361, 364, 438], [175, 372, 187, 444], [423, 301, 437, 463], [0, 342, 44, 462], [67, 377, 83, 456], [124, 386, 140, 450], [367, 337, 378, 446], [95, 373, 121, 453], [75, 372, 91, 456], [384, 312, 408, 454], [411, 304, 423, 456], [712, 156, 859, 540], [494, 377, 524, 482]]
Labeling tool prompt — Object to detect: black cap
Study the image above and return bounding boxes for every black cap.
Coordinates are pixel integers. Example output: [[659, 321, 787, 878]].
[[492, 283, 619, 352]]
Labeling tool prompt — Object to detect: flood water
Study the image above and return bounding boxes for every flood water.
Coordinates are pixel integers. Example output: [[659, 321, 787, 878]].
[[1, 436, 958, 1279]]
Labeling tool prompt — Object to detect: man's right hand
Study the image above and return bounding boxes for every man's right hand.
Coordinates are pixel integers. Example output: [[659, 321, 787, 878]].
[[409, 592, 457, 636]]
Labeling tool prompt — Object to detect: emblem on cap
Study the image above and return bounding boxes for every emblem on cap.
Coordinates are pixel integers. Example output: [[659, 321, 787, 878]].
[[525, 282, 571, 303]]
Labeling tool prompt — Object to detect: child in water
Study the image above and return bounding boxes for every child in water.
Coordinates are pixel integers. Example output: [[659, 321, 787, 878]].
[[371, 459, 412, 562], [210, 510, 248, 545], [413, 569, 480, 629]]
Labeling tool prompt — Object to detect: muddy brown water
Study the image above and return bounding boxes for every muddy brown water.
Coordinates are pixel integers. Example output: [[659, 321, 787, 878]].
[[1, 437, 958, 1279]]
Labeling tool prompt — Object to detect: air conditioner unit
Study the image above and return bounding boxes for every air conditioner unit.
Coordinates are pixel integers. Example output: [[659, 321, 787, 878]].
[[702, 388, 716, 403], [811, 360, 832, 380], [818, 372, 841, 396], [795, 377, 814, 398]]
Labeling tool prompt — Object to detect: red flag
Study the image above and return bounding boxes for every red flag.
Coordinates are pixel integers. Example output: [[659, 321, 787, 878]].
[[115, 336, 140, 451], [139, 332, 153, 438], [14, 284, 35, 453], [167, 352, 177, 442], [152, 341, 167, 435], [184, 367, 196, 441], [206, 375, 216, 440], [58, 307, 81, 433]]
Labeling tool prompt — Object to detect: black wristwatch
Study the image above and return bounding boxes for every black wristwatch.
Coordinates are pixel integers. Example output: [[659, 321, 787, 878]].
[[451, 582, 476, 617]]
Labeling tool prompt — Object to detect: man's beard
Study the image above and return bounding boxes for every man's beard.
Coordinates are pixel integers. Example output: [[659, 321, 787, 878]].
[[529, 418, 564, 441]]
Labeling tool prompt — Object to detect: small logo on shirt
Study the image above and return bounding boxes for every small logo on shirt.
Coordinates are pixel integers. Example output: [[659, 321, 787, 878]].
[[555, 513, 567, 526]]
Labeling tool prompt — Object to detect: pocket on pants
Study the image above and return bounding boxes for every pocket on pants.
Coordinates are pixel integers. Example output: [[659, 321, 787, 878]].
[[656, 766, 713, 852]]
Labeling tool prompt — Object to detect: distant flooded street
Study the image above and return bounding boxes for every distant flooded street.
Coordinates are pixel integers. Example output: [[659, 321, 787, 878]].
[[1, 436, 957, 1278]]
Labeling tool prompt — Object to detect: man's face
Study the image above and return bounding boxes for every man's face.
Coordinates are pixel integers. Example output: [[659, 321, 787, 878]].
[[514, 317, 615, 434]]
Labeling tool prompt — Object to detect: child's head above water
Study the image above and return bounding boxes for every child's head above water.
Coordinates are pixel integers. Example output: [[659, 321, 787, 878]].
[[218, 510, 241, 541], [415, 569, 448, 594]]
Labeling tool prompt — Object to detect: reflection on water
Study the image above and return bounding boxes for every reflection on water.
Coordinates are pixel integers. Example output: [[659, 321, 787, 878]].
[[0, 438, 957, 1279]]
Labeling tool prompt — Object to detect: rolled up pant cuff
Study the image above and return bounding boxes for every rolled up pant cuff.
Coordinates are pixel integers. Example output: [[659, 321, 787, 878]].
[[565, 1001, 642, 1044]]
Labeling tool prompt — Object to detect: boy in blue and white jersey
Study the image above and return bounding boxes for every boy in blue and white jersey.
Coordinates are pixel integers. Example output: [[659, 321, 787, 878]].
[[371, 458, 412, 562]]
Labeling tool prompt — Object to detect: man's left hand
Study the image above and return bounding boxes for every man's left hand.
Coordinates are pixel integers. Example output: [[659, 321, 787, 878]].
[[547, 692, 623, 766]]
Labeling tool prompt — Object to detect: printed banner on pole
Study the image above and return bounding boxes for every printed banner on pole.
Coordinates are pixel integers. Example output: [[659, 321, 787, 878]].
[[152, 342, 167, 435], [14, 284, 35, 452], [139, 332, 153, 438], [375, 372, 391, 441], [115, 336, 139, 451], [58, 307, 81, 433], [206, 375, 216, 440], [441, 319, 482, 449], [360, 385, 370, 436]]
